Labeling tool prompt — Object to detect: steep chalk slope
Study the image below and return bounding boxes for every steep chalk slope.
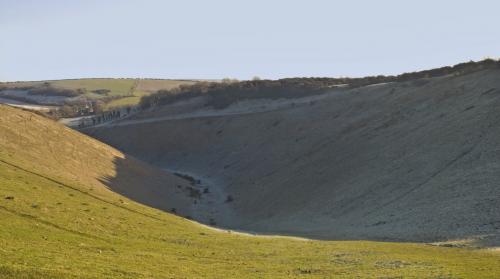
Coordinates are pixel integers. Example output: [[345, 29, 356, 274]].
[[88, 69, 500, 246]]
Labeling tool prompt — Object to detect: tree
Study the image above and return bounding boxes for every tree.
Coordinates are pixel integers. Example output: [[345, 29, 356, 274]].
[[221, 77, 238, 84], [60, 105, 75, 117]]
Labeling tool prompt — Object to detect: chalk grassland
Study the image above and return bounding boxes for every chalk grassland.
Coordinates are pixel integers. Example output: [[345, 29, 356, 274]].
[[0, 105, 499, 278]]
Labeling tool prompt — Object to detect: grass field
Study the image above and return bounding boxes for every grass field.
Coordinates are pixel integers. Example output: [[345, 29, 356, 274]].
[[52, 79, 136, 98], [103, 80, 199, 109], [1, 79, 196, 110], [103, 96, 142, 109], [0, 105, 499, 278], [135, 79, 197, 93]]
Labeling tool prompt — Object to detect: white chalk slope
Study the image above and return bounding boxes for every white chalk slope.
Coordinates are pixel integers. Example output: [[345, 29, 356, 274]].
[[88, 69, 500, 246]]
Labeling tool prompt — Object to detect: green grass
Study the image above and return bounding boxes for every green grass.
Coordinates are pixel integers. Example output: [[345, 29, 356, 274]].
[[1, 79, 196, 110], [0, 105, 499, 278], [51, 79, 136, 97], [135, 79, 196, 92], [104, 96, 142, 109]]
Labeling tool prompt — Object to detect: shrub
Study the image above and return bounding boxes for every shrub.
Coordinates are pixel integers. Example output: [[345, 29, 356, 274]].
[[91, 89, 111, 95], [187, 187, 201, 199], [29, 86, 79, 97], [173, 172, 197, 185]]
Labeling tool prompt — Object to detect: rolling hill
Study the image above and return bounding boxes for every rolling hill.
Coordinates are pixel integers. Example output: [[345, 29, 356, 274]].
[[0, 78, 197, 113], [2, 103, 500, 277]]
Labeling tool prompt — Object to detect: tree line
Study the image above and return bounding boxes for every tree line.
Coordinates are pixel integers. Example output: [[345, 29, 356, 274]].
[[77, 106, 135, 128], [140, 59, 500, 110]]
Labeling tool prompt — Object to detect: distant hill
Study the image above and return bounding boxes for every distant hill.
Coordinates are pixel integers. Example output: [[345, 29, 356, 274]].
[[0, 78, 196, 117]]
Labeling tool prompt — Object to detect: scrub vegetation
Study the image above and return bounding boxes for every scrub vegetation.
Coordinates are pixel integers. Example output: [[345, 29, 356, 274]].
[[140, 58, 500, 109]]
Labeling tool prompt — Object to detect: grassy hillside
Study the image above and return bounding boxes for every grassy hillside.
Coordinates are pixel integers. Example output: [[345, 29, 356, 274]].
[[1, 105, 499, 278]]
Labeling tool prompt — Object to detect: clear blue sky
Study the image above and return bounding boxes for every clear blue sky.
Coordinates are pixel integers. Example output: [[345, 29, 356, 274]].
[[1, 0, 499, 81]]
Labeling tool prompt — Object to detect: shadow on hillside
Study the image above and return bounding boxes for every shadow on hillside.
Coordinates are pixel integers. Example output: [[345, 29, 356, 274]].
[[97, 155, 193, 219], [98, 156, 500, 248]]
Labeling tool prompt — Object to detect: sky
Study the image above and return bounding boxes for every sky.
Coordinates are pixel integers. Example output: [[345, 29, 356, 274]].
[[1, 0, 499, 81]]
